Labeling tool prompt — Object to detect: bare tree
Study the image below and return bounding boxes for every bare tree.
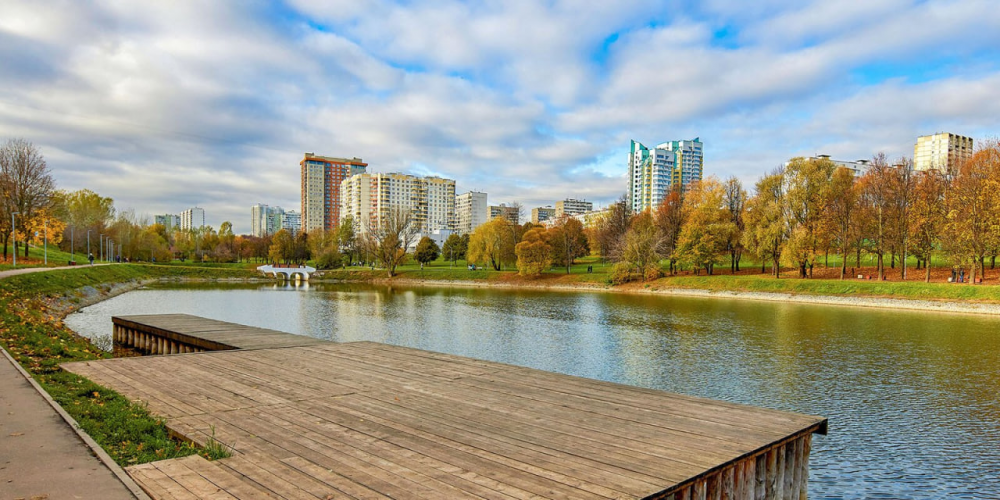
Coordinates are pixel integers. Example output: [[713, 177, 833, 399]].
[[593, 194, 632, 262], [858, 153, 894, 280], [366, 205, 419, 277], [722, 177, 747, 273], [0, 139, 55, 260]]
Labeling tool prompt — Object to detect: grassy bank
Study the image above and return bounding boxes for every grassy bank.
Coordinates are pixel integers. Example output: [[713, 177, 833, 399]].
[[0, 264, 256, 466], [317, 256, 1000, 303]]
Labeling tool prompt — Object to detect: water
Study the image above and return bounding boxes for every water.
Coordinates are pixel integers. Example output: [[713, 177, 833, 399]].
[[65, 282, 1000, 499]]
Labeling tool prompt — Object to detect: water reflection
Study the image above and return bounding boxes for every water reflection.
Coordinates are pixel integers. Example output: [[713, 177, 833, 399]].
[[64, 283, 1000, 498]]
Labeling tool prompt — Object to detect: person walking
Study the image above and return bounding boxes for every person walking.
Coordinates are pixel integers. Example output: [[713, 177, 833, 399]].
[[88, 253, 94, 265]]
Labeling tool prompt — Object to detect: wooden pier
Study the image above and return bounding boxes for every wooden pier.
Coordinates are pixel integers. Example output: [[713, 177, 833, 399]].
[[67, 315, 828, 499], [113, 314, 324, 354]]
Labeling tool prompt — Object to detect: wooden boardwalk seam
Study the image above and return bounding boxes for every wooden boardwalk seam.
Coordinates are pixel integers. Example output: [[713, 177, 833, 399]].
[[63, 315, 827, 499]]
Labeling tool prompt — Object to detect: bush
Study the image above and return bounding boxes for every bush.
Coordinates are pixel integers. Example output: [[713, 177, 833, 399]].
[[315, 249, 343, 269], [610, 262, 632, 285]]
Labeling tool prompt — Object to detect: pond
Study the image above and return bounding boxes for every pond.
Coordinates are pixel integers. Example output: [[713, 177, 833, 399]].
[[66, 282, 1000, 499]]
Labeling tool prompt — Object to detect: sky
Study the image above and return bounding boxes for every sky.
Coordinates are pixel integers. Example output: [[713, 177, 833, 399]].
[[2, 0, 999, 234]]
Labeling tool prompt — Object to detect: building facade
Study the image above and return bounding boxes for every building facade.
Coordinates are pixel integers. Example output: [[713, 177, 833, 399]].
[[628, 138, 703, 213], [180, 207, 205, 231], [531, 207, 556, 225], [555, 199, 592, 218], [341, 173, 456, 233], [489, 204, 520, 225], [809, 155, 871, 177], [301, 153, 368, 233], [280, 210, 301, 236], [456, 191, 489, 234], [154, 214, 180, 231], [914, 132, 973, 175], [250, 204, 268, 237]]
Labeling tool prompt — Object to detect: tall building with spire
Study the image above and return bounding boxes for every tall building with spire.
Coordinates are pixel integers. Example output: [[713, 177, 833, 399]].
[[628, 138, 703, 212], [300, 153, 368, 233]]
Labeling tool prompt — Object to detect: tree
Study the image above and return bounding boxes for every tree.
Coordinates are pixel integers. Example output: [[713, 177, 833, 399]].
[[909, 171, 948, 282], [742, 170, 787, 278], [676, 177, 734, 275], [0, 138, 55, 260], [654, 188, 685, 274], [723, 177, 747, 273], [592, 194, 632, 262], [784, 156, 835, 278], [888, 157, 916, 278], [441, 233, 467, 265], [945, 141, 1000, 284], [268, 229, 293, 264], [414, 236, 440, 266], [824, 167, 859, 279], [515, 228, 552, 277], [467, 217, 516, 271], [366, 205, 418, 277], [337, 215, 357, 263], [615, 210, 664, 282], [548, 217, 588, 273], [857, 153, 895, 280], [49, 188, 115, 255]]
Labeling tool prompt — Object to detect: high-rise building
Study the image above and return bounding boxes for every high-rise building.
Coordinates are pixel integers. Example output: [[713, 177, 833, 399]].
[[281, 210, 301, 236], [489, 204, 520, 225], [154, 214, 180, 231], [555, 199, 593, 218], [456, 191, 489, 234], [628, 138, 703, 213], [301, 153, 368, 233], [531, 207, 556, 225], [266, 206, 284, 235], [250, 204, 268, 237], [341, 173, 456, 233], [914, 132, 973, 175], [180, 207, 205, 231]]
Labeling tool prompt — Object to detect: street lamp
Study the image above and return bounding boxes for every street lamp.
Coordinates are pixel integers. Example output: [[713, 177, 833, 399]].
[[43, 219, 47, 265], [100, 234, 104, 262], [11, 212, 19, 267]]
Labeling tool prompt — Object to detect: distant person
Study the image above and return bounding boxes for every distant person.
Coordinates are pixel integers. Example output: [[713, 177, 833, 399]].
[[88, 253, 94, 265]]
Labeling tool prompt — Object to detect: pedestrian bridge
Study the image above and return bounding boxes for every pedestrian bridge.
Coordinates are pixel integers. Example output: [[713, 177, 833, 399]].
[[256, 264, 315, 281]]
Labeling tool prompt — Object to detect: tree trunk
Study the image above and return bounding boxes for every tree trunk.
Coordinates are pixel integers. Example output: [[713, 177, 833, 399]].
[[799, 263, 806, 279], [877, 254, 884, 281], [841, 247, 848, 280], [925, 256, 931, 283], [971, 263, 978, 285], [901, 247, 908, 280], [761, 261, 765, 274], [824, 250, 829, 268], [856, 245, 861, 267]]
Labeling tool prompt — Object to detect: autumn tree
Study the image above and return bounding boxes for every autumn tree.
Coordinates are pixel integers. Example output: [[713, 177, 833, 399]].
[[336, 215, 357, 263], [0, 138, 55, 260], [367, 205, 418, 277], [614, 210, 664, 283], [823, 167, 859, 279], [857, 153, 895, 280], [548, 217, 588, 273], [742, 171, 787, 278], [723, 177, 747, 273], [783, 156, 834, 278], [414, 236, 440, 266], [515, 227, 552, 277], [269, 229, 294, 264], [945, 142, 1000, 284], [592, 194, 632, 262], [467, 217, 516, 271], [676, 177, 734, 275], [441, 233, 467, 265], [50, 188, 115, 256], [909, 171, 948, 282]]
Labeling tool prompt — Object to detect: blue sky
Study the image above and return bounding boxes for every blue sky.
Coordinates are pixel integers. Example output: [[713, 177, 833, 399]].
[[1, 0, 999, 232]]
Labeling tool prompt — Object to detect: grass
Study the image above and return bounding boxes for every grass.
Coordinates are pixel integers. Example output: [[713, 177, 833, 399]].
[[0, 264, 251, 466]]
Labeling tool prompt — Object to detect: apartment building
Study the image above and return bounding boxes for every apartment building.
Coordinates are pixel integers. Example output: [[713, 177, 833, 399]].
[[489, 204, 520, 225], [154, 214, 180, 231], [628, 138, 703, 212], [914, 132, 973, 175], [180, 207, 205, 231], [531, 207, 556, 225], [555, 199, 592, 218], [280, 211, 301, 236], [456, 191, 489, 234], [301, 153, 368, 233], [341, 173, 456, 233]]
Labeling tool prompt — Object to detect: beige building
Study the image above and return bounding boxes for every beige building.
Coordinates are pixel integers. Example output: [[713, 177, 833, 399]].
[[456, 191, 489, 234], [341, 173, 456, 233], [531, 207, 556, 224], [555, 199, 593, 218], [914, 132, 973, 175], [489, 204, 520, 225]]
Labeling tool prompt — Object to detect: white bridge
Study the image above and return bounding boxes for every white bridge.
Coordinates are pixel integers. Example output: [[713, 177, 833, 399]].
[[256, 264, 316, 281]]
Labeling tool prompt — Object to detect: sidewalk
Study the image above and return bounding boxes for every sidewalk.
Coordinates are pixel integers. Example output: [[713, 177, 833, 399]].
[[0, 263, 109, 279], [0, 347, 143, 499]]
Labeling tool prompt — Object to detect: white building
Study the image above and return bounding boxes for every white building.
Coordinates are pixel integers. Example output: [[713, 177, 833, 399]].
[[628, 138, 703, 213], [914, 132, 973, 175], [531, 207, 555, 225], [280, 210, 301, 236], [250, 204, 268, 237], [456, 191, 489, 234], [180, 207, 205, 231], [489, 204, 520, 225], [555, 199, 592, 218], [809, 155, 871, 177], [154, 214, 179, 231], [406, 229, 456, 253], [342, 173, 456, 233]]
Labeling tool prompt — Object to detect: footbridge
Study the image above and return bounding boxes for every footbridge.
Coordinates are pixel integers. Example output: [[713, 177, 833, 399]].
[[256, 264, 315, 280]]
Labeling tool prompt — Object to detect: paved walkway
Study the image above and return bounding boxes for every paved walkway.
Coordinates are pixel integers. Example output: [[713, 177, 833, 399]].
[[0, 348, 140, 499], [0, 263, 109, 279]]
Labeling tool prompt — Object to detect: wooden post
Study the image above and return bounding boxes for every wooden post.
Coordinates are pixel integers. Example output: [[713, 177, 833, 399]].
[[800, 435, 811, 500], [765, 449, 777, 500], [722, 466, 734, 500], [784, 441, 795, 498], [755, 453, 766, 500], [775, 444, 785, 500]]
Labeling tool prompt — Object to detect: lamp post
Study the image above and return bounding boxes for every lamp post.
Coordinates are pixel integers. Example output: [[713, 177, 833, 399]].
[[43, 219, 47, 265], [11, 212, 19, 267], [100, 234, 104, 262]]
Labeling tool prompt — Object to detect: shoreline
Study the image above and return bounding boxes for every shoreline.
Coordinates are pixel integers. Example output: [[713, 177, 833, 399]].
[[315, 276, 1000, 317]]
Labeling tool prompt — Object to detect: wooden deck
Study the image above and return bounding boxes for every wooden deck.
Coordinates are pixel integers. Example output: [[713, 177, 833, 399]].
[[64, 334, 827, 499], [113, 314, 324, 353]]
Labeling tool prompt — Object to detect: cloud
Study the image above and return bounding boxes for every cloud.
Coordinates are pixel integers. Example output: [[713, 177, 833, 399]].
[[0, 1, 998, 233]]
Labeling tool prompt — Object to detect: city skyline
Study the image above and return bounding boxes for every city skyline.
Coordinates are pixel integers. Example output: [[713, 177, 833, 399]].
[[2, 2, 999, 232]]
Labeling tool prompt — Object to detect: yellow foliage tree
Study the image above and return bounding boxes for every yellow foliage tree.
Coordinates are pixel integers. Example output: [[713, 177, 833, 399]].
[[467, 217, 516, 271], [515, 228, 552, 277]]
